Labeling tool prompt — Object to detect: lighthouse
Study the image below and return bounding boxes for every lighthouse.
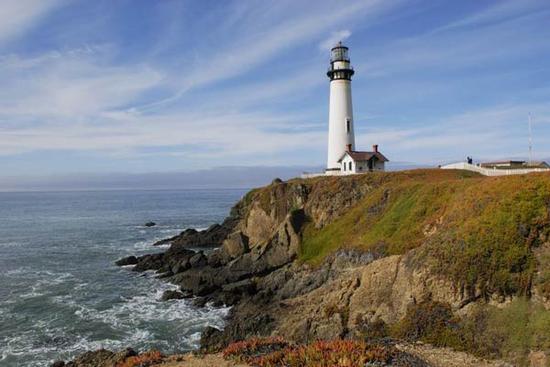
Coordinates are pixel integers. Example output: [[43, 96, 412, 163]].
[[326, 41, 356, 173], [301, 41, 387, 179]]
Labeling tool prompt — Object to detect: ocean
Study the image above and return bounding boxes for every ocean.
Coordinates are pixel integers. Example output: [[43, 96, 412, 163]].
[[0, 189, 247, 367]]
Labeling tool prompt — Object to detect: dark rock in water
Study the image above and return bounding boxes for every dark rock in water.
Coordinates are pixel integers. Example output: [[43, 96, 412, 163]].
[[161, 289, 189, 301], [115, 256, 138, 266], [152, 228, 197, 247], [176, 268, 219, 296], [51, 361, 65, 367], [144, 221, 156, 227], [192, 297, 208, 308], [132, 253, 165, 272], [182, 228, 199, 236], [124, 246, 198, 274], [156, 271, 173, 279], [210, 299, 225, 307], [43, 335, 72, 348], [153, 214, 240, 248]]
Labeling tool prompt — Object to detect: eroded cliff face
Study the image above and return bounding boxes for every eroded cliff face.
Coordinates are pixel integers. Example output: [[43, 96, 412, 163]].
[[271, 252, 464, 341], [117, 169, 550, 366], [238, 175, 373, 244]]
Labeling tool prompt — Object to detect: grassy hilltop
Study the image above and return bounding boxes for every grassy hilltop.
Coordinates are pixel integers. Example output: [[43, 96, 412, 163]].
[[243, 169, 550, 365], [299, 169, 550, 298]]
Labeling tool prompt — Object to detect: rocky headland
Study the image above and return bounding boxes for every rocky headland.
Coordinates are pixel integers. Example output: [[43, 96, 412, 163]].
[[57, 169, 550, 367]]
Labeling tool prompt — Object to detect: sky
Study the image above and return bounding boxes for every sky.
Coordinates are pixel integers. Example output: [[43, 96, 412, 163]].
[[1, 0, 550, 184]]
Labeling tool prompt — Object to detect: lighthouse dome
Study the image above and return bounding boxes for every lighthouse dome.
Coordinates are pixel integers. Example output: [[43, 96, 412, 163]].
[[330, 41, 350, 62], [327, 41, 354, 81]]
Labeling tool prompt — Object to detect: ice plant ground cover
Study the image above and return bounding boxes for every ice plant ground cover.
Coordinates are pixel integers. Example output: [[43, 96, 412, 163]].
[[222, 338, 407, 367]]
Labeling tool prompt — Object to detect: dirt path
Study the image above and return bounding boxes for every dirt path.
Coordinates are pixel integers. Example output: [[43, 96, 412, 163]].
[[397, 343, 513, 367], [154, 353, 249, 367]]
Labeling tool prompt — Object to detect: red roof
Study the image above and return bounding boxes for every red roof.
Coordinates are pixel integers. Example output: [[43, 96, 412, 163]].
[[338, 151, 389, 163]]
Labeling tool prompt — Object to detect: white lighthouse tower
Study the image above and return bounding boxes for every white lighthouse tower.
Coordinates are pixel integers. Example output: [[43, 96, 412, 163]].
[[326, 41, 355, 173], [300, 41, 387, 179]]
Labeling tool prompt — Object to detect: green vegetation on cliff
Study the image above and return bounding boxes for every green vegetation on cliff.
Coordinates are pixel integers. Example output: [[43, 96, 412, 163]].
[[300, 170, 550, 298]]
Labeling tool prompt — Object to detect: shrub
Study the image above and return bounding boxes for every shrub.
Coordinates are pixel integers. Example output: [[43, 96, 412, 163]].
[[390, 300, 462, 347], [355, 317, 389, 341], [473, 298, 550, 365], [390, 298, 550, 366], [534, 248, 550, 298]]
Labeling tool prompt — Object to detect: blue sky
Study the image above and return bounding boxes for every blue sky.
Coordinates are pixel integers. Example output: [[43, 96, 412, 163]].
[[1, 0, 550, 178]]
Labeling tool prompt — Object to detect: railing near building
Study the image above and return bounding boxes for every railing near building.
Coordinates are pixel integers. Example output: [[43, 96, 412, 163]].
[[441, 162, 550, 176]]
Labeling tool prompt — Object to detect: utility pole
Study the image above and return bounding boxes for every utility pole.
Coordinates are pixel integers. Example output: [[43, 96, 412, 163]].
[[528, 113, 533, 166]]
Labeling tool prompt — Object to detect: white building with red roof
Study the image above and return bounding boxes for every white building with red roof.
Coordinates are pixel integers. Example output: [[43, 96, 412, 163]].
[[338, 144, 388, 175]]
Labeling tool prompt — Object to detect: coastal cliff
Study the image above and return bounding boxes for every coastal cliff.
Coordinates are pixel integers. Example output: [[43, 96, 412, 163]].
[[62, 169, 550, 366]]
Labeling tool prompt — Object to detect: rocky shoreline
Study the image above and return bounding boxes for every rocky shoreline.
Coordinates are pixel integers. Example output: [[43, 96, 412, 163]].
[[54, 171, 550, 366], [114, 190, 310, 350]]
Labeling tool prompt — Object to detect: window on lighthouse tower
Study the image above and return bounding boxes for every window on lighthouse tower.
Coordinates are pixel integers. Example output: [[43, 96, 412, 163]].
[[346, 118, 350, 133]]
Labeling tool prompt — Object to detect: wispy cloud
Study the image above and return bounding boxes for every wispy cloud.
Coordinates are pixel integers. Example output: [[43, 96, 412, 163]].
[[433, 0, 549, 34], [0, 47, 163, 119], [132, 0, 394, 112], [319, 30, 352, 50], [0, 0, 65, 44]]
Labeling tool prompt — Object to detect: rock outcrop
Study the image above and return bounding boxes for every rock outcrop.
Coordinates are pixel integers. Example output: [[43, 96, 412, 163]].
[[153, 206, 243, 248]]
